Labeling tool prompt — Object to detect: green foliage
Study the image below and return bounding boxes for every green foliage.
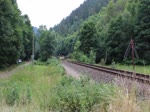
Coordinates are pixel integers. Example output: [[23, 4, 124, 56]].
[[48, 76, 115, 112], [0, 59, 64, 110], [38, 26, 56, 61], [4, 83, 19, 105], [34, 57, 65, 76], [54, 0, 150, 65], [100, 58, 106, 65], [47, 58, 65, 76], [46, 57, 59, 65], [0, 0, 33, 68], [71, 50, 96, 64], [21, 15, 33, 60], [53, 0, 109, 36], [89, 50, 96, 64], [39, 26, 56, 61], [107, 16, 128, 63], [79, 21, 98, 55], [56, 32, 78, 56], [71, 51, 89, 63], [4, 81, 32, 106], [135, 0, 150, 64]]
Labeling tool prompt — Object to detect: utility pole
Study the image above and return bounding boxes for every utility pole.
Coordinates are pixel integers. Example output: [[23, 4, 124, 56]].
[[124, 39, 139, 71], [130, 39, 135, 71], [32, 32, 35, 65]]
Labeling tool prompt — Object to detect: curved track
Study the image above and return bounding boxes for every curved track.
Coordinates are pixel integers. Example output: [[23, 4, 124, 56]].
[[68, 61, 150, 85]]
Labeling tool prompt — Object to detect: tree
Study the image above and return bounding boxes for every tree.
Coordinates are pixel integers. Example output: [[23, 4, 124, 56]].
[[79, 21, 98, 55], [39, 26, 56, 61], [135, 0, 150, 64], [106, 16, 129, 63], [21, 15, 33, 60], [0, 0, 23, 67]]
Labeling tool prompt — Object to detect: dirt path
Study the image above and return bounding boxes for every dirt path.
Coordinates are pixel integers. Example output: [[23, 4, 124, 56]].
[[0, 62, 31, 79]]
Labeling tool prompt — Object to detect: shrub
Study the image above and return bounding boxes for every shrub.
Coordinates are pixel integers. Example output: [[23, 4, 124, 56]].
[[4, 83, 19, 105], [34, 60, 46, 65], [47, 76, 115, 112], [71, 51, 89, 63], [88, 50, 96, 64], [71, 50, 96, 64], [3, 82, 32, 106], [46, 57, 59, 65]]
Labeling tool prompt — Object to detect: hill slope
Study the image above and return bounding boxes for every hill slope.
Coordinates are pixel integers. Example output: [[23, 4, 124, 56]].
[[53, 0, 109, 36]]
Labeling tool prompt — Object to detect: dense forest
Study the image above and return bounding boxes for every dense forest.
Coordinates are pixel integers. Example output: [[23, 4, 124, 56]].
[[53, 0, 150, 65], [53, 0, 109, 36], [0, 0, 150, 68], [0, 0, 33, 68]]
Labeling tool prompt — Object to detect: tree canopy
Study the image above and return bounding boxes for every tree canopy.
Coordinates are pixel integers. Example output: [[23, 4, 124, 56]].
[[0, 0, 33, 68]]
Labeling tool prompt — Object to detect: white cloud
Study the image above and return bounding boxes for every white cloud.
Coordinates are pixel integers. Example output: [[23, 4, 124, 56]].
[[17, 0, 85, 28]]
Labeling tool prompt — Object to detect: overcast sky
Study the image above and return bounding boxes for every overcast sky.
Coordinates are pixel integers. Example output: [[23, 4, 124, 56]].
[[17, 0, 85, 28]]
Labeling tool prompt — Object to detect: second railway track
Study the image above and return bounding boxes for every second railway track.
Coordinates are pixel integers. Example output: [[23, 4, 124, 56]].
[[68, 61, 150, 85]]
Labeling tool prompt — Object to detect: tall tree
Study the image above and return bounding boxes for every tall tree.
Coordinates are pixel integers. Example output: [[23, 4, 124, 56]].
[[0, 0, 23, 67], [135, 0, 150, 64], [21, 15, 33, 60], [39, 26, 56, 61], [79, 21, 98, 55], [106, 16, 131, 63]]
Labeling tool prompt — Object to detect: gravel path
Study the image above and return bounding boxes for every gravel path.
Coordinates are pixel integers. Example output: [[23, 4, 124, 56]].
[[61, 61, 115, 83], [0, 62, 31, 79]]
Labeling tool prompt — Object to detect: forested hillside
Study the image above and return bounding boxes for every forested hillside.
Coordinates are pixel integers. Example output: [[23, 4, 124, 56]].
[[54, 0, 150, 65], [53, 0, 109, 36], [0, 0, 33, 68]]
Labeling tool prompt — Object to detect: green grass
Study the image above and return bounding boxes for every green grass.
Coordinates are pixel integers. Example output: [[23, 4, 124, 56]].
[[96, 63, 150, 75], [0, 58, 64, 111], [114, 64, 150, 75]]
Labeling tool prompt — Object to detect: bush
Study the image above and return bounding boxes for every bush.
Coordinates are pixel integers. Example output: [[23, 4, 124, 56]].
[[4, 83, 19, 105], [88, 50, 96, 64], [47, 76, 115, 112], [46, 57, 59, 65], [34, 60, 46, 65], [100, 58, 106, 65], [71, 50, 96, 64], [71, 51, 89, 63], [4, 82, 32, 105]]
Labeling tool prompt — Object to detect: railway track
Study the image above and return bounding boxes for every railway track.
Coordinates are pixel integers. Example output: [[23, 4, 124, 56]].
[[68, 61, 150, 85]]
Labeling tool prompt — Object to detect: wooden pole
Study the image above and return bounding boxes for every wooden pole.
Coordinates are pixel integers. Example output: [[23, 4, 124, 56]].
[[131, 39, 135, 71], [32, 33, 34, 65]]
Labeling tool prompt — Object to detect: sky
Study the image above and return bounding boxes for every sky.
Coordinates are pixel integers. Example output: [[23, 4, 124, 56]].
[[17, 0, 85, 28]]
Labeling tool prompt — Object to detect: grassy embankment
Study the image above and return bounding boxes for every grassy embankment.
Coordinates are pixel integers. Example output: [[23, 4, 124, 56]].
[[114, 64, 150, 75], [96, 63, 150, 75], [0, 58, 149, 112]]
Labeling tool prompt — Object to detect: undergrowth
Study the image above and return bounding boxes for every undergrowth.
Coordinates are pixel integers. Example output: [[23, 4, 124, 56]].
[[48, 76, 115, 112]]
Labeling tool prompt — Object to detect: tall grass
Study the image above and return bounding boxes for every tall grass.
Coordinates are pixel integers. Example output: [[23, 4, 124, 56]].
[[114, 64, 150, 75], [0, 58, 64, 111]]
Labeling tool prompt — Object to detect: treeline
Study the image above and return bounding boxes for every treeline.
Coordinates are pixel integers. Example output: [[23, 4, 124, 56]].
[[53, 0, 109, 36], [54, 0, 150, 65], [0, 0, 33, 68]]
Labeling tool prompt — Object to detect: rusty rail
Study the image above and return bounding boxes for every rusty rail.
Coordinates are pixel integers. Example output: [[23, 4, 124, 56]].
[[68, 61, 150, 85]]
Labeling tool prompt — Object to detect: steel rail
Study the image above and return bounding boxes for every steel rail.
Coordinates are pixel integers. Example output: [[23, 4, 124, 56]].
[[68, 61, 150, 85]]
